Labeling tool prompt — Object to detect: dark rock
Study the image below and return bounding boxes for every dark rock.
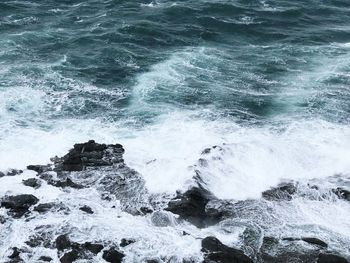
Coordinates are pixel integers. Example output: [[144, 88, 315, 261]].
[[27, 165, 49, 174], [83, 242, 103, 254], [0, 215, 6, 224], [51, 178, 84, 189], [201, 236, 253, 263], [317, 253, 348, 263], [56, 140, 124, 171], [60, 250, 79, 263], [38, 256, 52, 262], [1, 194, 39, 218], [33, 203, 57, 213], [79, 205, 94, 214], [165, 186, 221, 228], [8, 247, 20, 259], [262, 183, 297, 201], [22, 178, 42, 189], [6, 169, 23, 176], [332, 188, 350, 201], [56, 234, 72, 251], [301, 237, 328, 248], [102, 248, 125, 263], [0, 171, 5, 177], [120, 238, 136, 247], [140, 206, 153, 214]]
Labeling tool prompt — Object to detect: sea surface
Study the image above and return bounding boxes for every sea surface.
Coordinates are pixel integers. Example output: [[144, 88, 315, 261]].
[[0, 0, 350, 262]]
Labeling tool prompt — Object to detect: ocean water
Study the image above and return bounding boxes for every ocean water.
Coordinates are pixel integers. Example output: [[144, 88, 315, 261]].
[[0, 0, 350, 262]]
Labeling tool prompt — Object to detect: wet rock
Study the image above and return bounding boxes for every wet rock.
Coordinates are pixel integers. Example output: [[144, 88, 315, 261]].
[[79, 205, 94, 214], [0, 171, 5, 177], [332, 188, 350, 201], [82, 242, 104, 254], [8, 247, 21, 259], [302, 237, 328, 248], [6, 169, 23, 176], [282, 237, 328, 248], [120, 238, 135, 247], [27, 165, 50, 174], [60, 250, 79, 263], [317, 253, 348, 263], [50, 178, 84, 189], [56, 234, 72, 251], [0, 215, 6, 224], [201, 236, 253, 263], [140, 206, 153, 214], [38, 256, 52, 262], [165, 186, 221, 228], [34, 203, 56, 213], [262, 183, 297, 201], [55, 140, 124, 171], [1, 194, 39, 218], [22, 178, 42, 189], [102, 248, 125, 263]]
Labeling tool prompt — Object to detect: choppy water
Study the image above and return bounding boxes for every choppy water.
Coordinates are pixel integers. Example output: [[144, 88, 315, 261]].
[[0, 0, 350, 262]]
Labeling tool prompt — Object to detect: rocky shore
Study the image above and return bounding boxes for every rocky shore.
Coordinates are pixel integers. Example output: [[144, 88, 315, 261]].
[[0, 141, 349, 263]]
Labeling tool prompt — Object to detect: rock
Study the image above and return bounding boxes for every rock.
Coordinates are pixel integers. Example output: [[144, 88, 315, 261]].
[[83, 242, 103, 254], [79, 205, 94, 214], [102, 248, 125, 263], [60, 250, 79, 263], [27, 165, 49, 174], [301, 237, 328, 248], [8, 247, 20, 259], [165, 186, 221, 228], [140, 206, 153, 214], [0, 215, 6, 224], [38, 256, 52, 262], [22, 178, 42, 189], [262, 183, 297, 201], [0, 171, 5, 177], [317, 253, 348, 263], [56, 140, 124, 171], [6, 169, 23, 176], [56, 234, 72, 251], [1, 195, 39, 218], [51, 178, 84, 189], [120, 238, 135, 247], [201, 236, 253, 263], [332, 188, 350, 201], [34, 203, 56, 213]]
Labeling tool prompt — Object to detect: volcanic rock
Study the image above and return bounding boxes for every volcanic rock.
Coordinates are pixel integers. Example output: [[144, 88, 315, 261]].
[[1, 194, 39, 218]]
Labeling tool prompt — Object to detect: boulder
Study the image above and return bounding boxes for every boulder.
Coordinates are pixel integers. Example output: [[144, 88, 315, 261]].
[[38, 256, 52, 262], [22, 178, 42, 189], [79, 205, 94, 214], [201, 236, 253, 263], [332, 188, 350, 201], [165, 186, 221, 228], [120, 238, 135, 247], [102, 248, 125, 263], [1, 195, 39, 218]]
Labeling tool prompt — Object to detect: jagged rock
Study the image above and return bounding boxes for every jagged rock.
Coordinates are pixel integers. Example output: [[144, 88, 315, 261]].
[[332, 188, 350, 201], [8, 247, 21, 259], [50, 178, 84, 189], [301, 238, 328, 248], [56, 234, 72, 251], [0, 215, 6, 224], [60, 250, 79, 263], [82, 242, 104, 254], [55, 140, 124, 171], [38, 256, 52, 262], [79, 205, 94, 214], [165, 186, 221, 228], [33, 202, 68, 214], [1, 195, 39, 218], [317, 253, 348, 263], [120, 238, 136, 247], [201, 236, 253, 263], [262, 183, 297, 201], [22, 178, 42, 189], [27, 165, 50, 174], [0, 171, 5, 177], [6, 169, 23, 176], [102, 248, 125, 263]]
